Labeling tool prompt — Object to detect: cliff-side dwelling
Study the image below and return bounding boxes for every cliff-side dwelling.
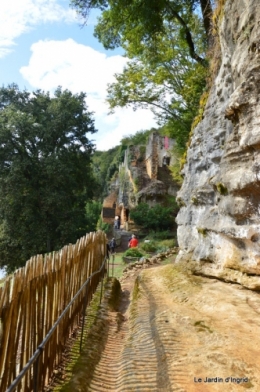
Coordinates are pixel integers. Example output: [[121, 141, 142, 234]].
[[102, 132, 180, 229]]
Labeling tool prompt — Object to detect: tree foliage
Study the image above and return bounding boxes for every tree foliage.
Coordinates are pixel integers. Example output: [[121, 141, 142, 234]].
[[71, 0, 211, 151], [71, 0, 212, 64], [130, 202, 177, 231], [106, 25, 207, 149], [85, 200, 102, 232], [0, 85, 97, 271], [92, 144, 126, 198], [120, 129, 153, 146]]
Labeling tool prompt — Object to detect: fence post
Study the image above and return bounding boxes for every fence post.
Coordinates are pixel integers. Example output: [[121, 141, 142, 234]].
[[4, 236, 107, 392], [107, 254, 110, 278], [33, 350, 42, 392], [99, 264, 105, 305], [112, 254, 115, 277], [80, 280, 89, 353]]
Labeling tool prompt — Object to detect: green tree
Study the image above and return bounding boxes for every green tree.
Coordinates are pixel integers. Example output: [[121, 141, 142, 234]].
[[71, 0, 213, 63], [130, 202, 177, 231], [85, 200, 102, 232], [106, 24, 207, 150], [120, 129, 153, 146], [92, 144, 125, 198], [71, 0, 210, 151], [0, 85, 97, 271]]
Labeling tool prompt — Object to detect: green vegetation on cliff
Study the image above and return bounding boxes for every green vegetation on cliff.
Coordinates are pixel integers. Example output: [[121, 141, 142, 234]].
[[92, 129, 154, 199]]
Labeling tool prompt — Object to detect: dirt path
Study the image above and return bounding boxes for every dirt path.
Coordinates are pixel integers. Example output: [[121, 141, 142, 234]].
[[115, 231, 129, 253], [87, 262, 260, 392], [87, 267, 140, 392], [50, 259, 260, 391]]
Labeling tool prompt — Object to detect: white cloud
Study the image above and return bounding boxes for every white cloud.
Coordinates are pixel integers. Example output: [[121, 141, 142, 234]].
[[20, 38, 157, 150], [94, 108, 157, 151], [0, 0, 76, 58], [20, 39, 125, 100]]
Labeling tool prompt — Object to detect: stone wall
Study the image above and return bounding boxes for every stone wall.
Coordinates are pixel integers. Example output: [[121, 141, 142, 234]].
[[176, 0, 260, 289], [145, 132, 175, 179], [145, 132, 158, 179], [102, 191, 119, 224]]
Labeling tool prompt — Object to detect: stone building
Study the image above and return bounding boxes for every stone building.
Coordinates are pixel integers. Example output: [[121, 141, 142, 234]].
[[145, 132, 176, 179], [101, 132, 180, 230]]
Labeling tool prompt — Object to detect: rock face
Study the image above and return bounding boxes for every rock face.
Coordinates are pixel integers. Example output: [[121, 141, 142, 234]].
[[176, 0, 260, 289]]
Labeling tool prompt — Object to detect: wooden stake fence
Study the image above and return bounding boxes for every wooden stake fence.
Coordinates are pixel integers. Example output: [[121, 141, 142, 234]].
[[0, 230, 107, 392]]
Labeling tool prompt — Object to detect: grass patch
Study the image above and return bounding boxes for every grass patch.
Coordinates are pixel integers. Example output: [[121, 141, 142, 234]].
[[159, 264, 203, 295], [138, 236, 177, 255], [52, 282, 105, 391], [129, 276, 141, 322], [108, 252, 126, 279], [197, 227, 208, 237], [145, 230, 175, 240], [156, 239, 176, 252], [194, 320, 213, 333], [51, 277, 120, 391], [140, 241, 157, 253], [161, 254, 177, 266], [216, 182, 228, 195], [132, 276, 140, 302]]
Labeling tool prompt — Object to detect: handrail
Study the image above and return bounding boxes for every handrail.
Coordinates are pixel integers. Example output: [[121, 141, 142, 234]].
[[6, 256, 107, 392]]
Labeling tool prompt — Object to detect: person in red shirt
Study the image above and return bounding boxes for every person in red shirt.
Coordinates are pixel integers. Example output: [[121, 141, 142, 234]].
[[128, 234, 138, 248]]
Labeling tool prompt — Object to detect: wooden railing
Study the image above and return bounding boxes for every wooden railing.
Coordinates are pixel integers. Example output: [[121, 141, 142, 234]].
[[0, 231, 107, 392]]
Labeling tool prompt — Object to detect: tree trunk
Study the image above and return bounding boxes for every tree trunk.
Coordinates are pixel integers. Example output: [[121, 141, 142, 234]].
[[200, 0, 213, 46]]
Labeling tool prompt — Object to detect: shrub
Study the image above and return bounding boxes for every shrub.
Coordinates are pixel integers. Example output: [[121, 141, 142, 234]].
[[147, 230, 173, 240], [130, 203, 176, 231], [156, 246, 169, 253], [140, 241, 157, 253], [159, 239, 176, 248], [96, 217, 111, 233], [123, 248, 144, 258], [152, 239, 176, 253]]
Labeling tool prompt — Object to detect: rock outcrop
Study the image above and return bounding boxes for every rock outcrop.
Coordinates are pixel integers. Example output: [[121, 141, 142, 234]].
[[176, 0, 260, 289]]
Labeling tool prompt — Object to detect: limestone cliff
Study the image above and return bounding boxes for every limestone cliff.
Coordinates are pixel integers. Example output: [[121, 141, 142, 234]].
[[176, 0, 260, 289]]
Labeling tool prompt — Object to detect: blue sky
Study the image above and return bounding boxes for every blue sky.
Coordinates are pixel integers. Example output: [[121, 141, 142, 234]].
[[0, 0, 157, 150]]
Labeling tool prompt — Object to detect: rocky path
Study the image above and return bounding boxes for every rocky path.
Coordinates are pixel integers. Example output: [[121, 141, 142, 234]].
[[52, 259, 260, 391], [86, 264, 139, 392], [115, 231, 129, 252], [87, 280, 132, 391], [88, 261, 260, 392]]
